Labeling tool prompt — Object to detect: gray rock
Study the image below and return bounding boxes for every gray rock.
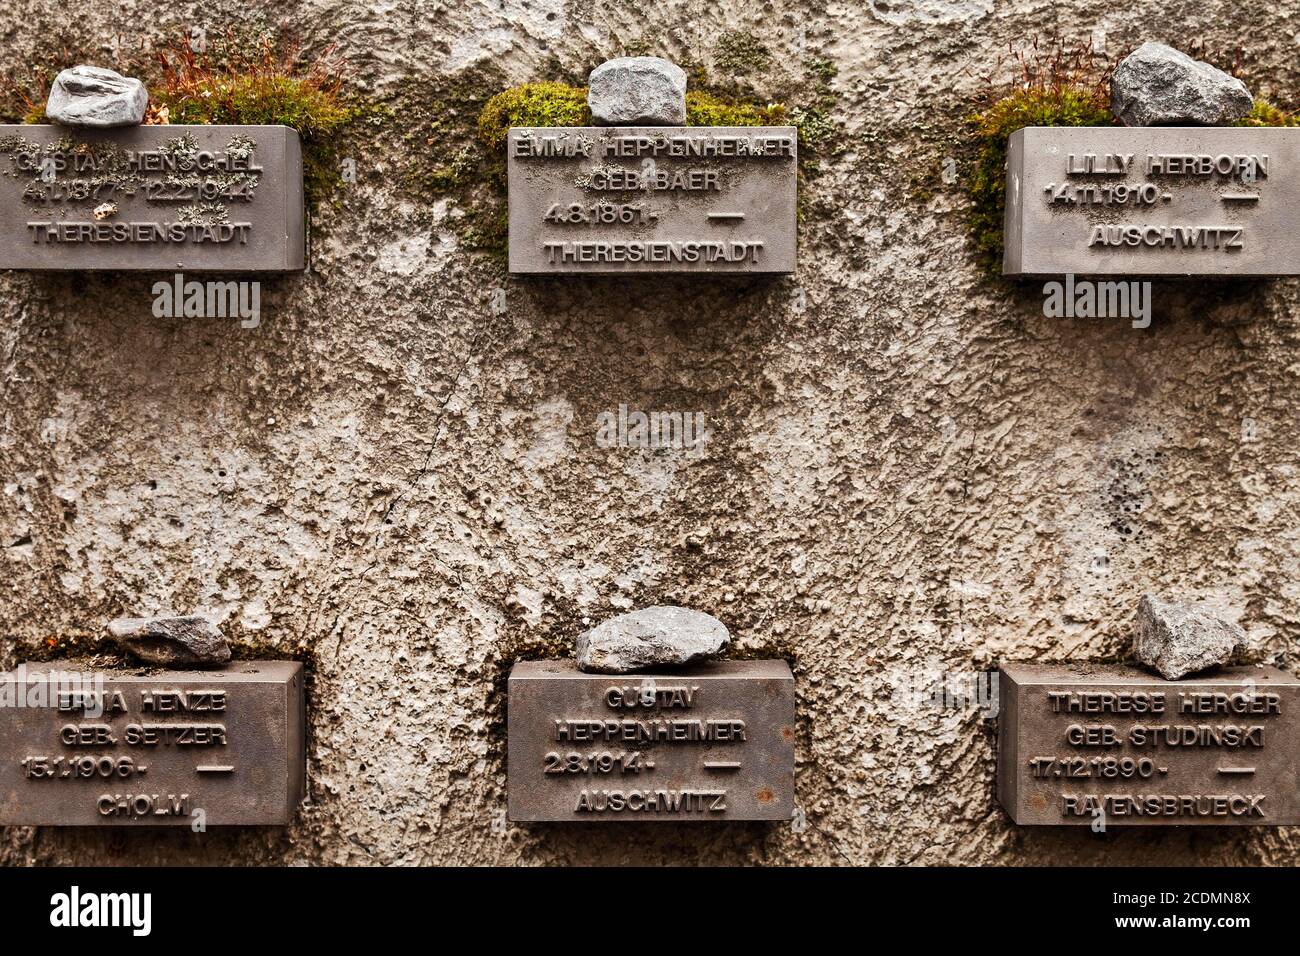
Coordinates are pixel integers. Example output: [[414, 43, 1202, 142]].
[[575, 606, 729, 673], [107, 615, 231, 668], [1133, 594, 1244, 679], [588, 57, 687, 126], [1111, 43, 1253, 127], [45, 66, 148, 128]]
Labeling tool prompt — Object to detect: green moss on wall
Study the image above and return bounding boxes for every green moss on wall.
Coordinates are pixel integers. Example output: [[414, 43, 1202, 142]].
[[685, 90, 787, 126], [476, 82, 591, 151], [967, 86, 1113, 271], [1234, 99, 1299, 126], [714, 32, 771, 75]]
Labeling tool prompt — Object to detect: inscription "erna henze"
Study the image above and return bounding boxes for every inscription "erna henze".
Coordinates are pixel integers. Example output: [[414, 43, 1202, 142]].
[[0, 661, 305, 826]]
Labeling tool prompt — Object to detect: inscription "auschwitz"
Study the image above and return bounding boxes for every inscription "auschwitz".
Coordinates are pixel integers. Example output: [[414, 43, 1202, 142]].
[[1002, 127, 1300, 276], [507, 659, 794, 821]]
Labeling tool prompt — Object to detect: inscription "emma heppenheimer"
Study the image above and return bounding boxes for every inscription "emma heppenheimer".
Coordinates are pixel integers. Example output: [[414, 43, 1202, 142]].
[[997, 665, 1300, 826], [507, 660, 794, 822], [1002, 127, 1300, 277], [0, 661, 304, 826], [0, 125, 304, 272], [507, 127, 797, 274]]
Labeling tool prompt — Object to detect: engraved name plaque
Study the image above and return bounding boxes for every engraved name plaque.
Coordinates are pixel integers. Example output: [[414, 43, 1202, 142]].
[[507, 126, 797, 274], [998, 664, 1300, 826], [0, 661, 305, 826], [0, 124, 304, 271], [1003, 126, 1300, 277], [507, 659, 794, 821]]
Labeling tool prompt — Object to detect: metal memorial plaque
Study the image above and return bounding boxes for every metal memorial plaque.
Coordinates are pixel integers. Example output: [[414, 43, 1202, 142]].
[[0, 124, 304, 271], [998, 664, 1300, 826], [507, 126, 797, 274], [1003, 126, 1300, 277], [0, 660, 305, 826], [507, 659, 795, 821]]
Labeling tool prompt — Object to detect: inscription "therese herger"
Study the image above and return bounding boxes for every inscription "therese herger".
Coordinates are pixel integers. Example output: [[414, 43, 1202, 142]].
[[507, 126, 797, 274], [997, 665, 1300, 826], [507, 660, 794, 821]]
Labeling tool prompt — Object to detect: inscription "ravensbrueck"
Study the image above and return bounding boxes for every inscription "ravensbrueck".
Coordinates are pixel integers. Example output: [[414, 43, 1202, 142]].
[[997, 664, 1300, 826]]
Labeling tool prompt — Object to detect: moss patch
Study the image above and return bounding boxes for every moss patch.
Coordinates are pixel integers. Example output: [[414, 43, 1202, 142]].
[[714, 31, 772, 76], [967, 86, 1114, 271], [685, 90, 787, 126], [1235, 99, 1299, 126], [477, 82, 591, 152]]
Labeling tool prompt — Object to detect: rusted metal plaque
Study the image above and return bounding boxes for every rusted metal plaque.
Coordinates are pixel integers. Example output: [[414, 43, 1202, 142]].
[[0, 660, 305, 826], [508, 659, 794, 821], [0, 124, 304, 271], [998, 664, 1300, 826], [507, 126, 797, 274], [1003, 126, 1300, 276]]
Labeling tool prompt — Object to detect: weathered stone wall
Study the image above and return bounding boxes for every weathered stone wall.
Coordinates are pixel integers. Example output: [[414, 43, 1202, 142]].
[[3, 0, 1300, 865]]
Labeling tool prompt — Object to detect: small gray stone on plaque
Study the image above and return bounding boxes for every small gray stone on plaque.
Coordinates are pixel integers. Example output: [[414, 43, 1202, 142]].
[[0, 660, 305, 826], [507, 659, 794, 821], [45, 66, 148, 128], [1003, 126, 1300, 276], [507, 126, 797, 274], [0, 124, 304, 271], [997, 664, 1300, 826]]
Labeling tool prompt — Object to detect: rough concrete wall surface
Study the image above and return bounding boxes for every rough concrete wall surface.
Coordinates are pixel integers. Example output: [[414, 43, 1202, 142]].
[[2, 0, 1300, 865]]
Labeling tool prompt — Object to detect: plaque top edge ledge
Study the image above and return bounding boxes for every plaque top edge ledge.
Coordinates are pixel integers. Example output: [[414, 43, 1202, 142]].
[[1011, 125, 1300, 139], [510, 658, 792, 679], [506, 125, 798, 134], [999, 662, 1295, 684], [0, 123, 303, 137], [5, 659, 303, 680]]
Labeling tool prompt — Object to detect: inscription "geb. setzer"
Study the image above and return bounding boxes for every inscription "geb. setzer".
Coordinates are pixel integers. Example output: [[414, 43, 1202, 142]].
[[507, 660, 794, 821], [0, 661, 305, 826]]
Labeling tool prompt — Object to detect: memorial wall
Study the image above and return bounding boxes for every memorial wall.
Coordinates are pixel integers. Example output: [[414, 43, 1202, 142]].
[[2, 0, 1300, 869]]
